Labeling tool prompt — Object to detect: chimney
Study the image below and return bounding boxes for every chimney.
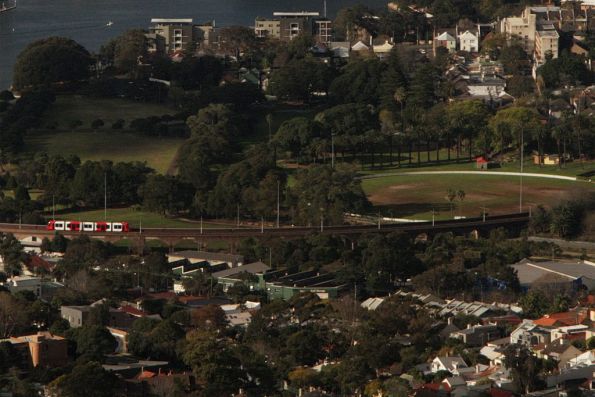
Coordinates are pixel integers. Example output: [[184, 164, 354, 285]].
[[448, 317, 453, 325], [467, 323, 472, 329]]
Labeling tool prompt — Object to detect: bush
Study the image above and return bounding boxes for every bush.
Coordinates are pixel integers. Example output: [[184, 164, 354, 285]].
[[111, 119, 125, 129], [90, 119, 104, 130]]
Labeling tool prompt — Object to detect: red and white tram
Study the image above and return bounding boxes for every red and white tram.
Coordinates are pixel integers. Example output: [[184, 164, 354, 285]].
[[47, 220, 130, 233]]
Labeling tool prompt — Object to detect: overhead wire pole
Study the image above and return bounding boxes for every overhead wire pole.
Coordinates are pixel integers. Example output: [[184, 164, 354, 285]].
[[276, 180, 280, 228], [104, 172, 107, 221], [519, 128, 524, 213]]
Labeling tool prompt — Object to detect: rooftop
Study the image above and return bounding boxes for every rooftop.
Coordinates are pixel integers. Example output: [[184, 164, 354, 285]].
[[151, 18, 193, 24], [212, 261, 270, 279], [512, 259, 595, 284]]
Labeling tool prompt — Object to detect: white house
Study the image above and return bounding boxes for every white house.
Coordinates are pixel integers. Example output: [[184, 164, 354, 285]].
[[430, 356, 469, 374], [458, 30, 479, 52], [435, 32, 457, 52], [351, 41, 370, 52], [373, 40, 394, 59]]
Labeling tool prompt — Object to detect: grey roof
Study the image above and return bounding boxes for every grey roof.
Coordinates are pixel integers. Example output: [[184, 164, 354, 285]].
[[212, 261, 270, 279], [512, 259, 595, 285], [169, 250, 244, 264]]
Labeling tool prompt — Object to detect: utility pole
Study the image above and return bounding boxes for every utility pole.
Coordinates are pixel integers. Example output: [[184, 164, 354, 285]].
[[276, 180, 280, 228], [432, 209, 435, 226], [104, 172, 107, 221], [320, 213, 324, 232], [261, 217, 264, 233], [52, 195, 55, 220], [331, 134, 335, 169], [200, 216, 203, 234], [519, 128, 524, 213], [236, 203, 240, 227]]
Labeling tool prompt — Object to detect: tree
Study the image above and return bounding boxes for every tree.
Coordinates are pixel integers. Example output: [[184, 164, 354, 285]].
[[268, 58, 332, 102], [0, 233, 25, 276], [550, 200, 586, 239], [192, 304, 228, 330], [67, 325, 117, 360], [503, 344, 544, 394], [48, 361, 119, 397], [0, 292, 28, 337], [90, 119, 104, 130], [290, 165, 370, 225], [13, 37, 92, 90], [274, 117, 322, 162], [329, 59, 385, 105], [488, 106, 540, 162], [446, 100, 490, 161], [100, 29, 147, 73], [182, 330, 244, 397]]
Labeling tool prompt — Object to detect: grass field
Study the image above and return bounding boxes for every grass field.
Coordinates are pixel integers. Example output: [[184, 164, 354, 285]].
[[43, 95, 175, 126], [26, 131, 184, 174], [363, 173, 595, 220]]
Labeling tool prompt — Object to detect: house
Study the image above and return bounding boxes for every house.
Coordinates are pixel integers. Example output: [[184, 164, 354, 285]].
[[212, 261, 270, 291], [255, 12, 332, 44], [8, 332, 68, 368], [534, 338, 582, 368], [361, 297, 386, 311], [458, 31, 479, 53], [450, 324, 501, 347], [167, 250, 244, 268], [533, 310, 589, 328], [435, 32, 457, 52], [430, 356, 469, 374], [351, 41, 370, 52], [510, 320, 552, 346], [107, 327, 129, 353], [533, 154, 561, 165], [330, 41, 350, 58], [2, 276, 42, 297], [440, 318, 461, 340], [373, 40, 394, 59], [61, 302, 136, 329], [476, 156, 497, 170]]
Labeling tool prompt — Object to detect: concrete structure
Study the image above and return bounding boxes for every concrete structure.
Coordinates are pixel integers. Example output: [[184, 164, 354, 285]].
[[9, 332, 68, 368], [458, 30, 479, 53], [254, 12, 332, 44], [147, 18, 214, 55], [254, 18, 281, 39], [535, 28, 559, 64], [500, 9, 537, 55]]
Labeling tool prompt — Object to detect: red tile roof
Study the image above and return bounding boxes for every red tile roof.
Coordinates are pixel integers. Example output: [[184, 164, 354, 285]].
[[119, 305, 147, 317], [25, 255, 53, 272], [137, 370, 156, 379], [489, 388, 513, 397], [533, 311, 588, 327]]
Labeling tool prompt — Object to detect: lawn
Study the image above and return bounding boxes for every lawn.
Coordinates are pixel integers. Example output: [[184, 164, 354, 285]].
[[26, 130, 184, 174], [49, 207, 223, 229], [42, 95, 175, 126], [355, 150, 595, 178], [362, 173, 595, 220]]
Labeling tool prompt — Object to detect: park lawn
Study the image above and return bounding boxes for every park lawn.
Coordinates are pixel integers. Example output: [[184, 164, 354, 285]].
[[26, 130, 184, 174], [363, 173, 595, 220], [358, 152, 595, 178], [49, 207, 222, 229], [43, 95, 175, 127]]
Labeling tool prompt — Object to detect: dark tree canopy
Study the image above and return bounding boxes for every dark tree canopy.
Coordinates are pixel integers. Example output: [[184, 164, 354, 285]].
[[13, 37, 92, 90]]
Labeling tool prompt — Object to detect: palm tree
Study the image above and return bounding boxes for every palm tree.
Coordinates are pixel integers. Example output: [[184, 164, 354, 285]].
[[446, 188, 457, 218]]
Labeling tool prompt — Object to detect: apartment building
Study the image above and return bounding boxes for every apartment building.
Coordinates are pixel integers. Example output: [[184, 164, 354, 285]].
[[253, 12, 333, 44], [147, 18, 214, 55], [500, 9, 537, 54], [535, 28, 560, 63]]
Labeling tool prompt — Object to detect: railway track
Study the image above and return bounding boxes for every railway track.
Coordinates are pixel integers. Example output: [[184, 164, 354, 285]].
[[0, 213, 530, 239]]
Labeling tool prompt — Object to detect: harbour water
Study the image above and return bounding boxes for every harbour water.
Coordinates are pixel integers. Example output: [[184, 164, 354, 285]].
[[0, 0, 388, 90]]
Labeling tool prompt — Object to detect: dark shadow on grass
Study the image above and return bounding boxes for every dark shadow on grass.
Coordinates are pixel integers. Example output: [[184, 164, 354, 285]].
[[372, 203, 452, 218]]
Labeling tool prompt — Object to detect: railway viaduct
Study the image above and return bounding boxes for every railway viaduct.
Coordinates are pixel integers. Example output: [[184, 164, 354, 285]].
[[0, 213, 530, 251]]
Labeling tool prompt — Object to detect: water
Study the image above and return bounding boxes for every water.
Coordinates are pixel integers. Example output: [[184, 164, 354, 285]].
[[0, 0, 388, 90]]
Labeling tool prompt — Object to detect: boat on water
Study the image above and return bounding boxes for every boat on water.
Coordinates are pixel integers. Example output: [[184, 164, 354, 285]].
[[0, 0, 16, 13]]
